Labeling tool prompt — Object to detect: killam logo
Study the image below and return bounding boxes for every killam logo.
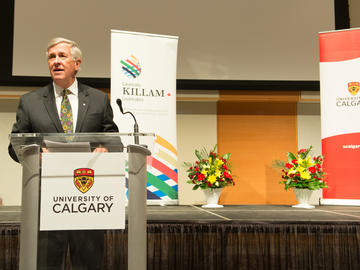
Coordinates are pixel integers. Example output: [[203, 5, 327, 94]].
[[121, 55, 141, 78], [122, 87, 167, 97]]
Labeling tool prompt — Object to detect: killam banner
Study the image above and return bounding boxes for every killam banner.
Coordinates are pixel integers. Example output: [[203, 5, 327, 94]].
[[111, 30, 179, 204]]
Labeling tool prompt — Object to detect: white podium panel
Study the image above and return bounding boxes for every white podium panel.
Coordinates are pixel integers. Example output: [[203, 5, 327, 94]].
[[40, 152, 126, 231]]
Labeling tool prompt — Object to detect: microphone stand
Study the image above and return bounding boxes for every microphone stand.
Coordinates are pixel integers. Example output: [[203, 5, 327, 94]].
[[116, 99, 139, 145]]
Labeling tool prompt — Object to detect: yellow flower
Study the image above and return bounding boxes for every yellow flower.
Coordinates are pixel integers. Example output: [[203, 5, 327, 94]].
[[215, 158, 224, 166], [288, 168, 297, 175], [300, 170, 311, 180], [298, 156, 314, 168], [208, 175, 217, 184], [201, 169, 208, 176], [208, 157, 212, 163], [215, 170, 221, 177]]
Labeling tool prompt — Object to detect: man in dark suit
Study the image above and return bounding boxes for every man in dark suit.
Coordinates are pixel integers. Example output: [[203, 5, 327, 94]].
[[8, 37, 118, 161], [8, 37, 119, 269]]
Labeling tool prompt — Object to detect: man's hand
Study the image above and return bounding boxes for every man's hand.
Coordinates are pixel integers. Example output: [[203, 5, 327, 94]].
[[93, 145, 108, 152]]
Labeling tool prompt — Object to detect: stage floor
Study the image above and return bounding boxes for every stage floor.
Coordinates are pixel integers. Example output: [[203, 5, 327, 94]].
[[1, 204, 360, 224]]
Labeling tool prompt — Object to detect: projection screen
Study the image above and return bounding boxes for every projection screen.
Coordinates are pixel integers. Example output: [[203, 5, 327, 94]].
[[12, 0, 334, 81]]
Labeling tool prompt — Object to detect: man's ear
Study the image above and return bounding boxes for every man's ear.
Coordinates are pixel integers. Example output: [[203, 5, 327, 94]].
[[75, 58, 82, 71]]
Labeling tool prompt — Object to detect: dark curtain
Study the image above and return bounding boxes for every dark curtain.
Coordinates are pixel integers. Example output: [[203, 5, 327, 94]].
[[1, 223, 360, 270], [145, 223, 360, 270], [0, 224, 19, 270]]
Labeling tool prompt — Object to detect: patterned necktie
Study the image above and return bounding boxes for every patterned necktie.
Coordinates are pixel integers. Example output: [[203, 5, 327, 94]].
[[60, 89, 73, 133]]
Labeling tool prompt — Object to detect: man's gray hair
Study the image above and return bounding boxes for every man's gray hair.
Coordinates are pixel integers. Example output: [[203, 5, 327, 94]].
[[46, 37, 82, 60]]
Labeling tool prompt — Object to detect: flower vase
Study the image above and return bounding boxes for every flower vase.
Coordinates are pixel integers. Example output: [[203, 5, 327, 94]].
[[202, 188, 223, 208], [292, 188, 315, 209]]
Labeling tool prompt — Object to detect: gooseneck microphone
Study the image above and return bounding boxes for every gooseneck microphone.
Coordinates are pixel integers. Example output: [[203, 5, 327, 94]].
[[116, 98, 139, 144]]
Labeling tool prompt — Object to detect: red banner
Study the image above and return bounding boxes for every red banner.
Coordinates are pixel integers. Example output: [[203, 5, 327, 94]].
[[319, 29, 360, 203]]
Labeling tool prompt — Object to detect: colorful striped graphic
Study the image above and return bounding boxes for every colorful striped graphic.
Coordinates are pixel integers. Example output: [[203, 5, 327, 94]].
[[146, 135, 178, 201], [120, 55, 141, 78]]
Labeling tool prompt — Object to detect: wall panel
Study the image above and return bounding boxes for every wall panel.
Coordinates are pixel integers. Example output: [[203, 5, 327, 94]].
[[218, 91, 300, 205]]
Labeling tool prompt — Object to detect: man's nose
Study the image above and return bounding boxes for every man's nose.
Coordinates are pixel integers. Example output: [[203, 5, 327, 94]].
[[54, 55, 61, 63], [53, 56, 61, 65]]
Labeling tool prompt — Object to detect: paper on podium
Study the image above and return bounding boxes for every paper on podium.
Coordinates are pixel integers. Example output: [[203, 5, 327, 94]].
[[44, 140, 91, 152]]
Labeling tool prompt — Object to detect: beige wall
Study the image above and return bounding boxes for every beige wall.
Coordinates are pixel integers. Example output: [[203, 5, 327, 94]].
[[177, 90, 218, 205], [350, 0, 360, 28], [0, 87, 38, 206], [0, 98, 22, 205], [297, 91, 321, 204]]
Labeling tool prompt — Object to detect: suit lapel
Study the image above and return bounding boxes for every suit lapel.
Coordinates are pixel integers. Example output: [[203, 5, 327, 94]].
[[76, 83, 89, 132], [42, 84, 63, 132]]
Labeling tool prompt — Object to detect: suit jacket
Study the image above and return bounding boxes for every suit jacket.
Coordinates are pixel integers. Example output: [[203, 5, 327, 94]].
[[8, 82, 120, 162]]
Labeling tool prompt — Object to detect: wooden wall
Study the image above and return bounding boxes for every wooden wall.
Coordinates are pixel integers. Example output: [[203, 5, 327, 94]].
[[217, 91, 300, 205]]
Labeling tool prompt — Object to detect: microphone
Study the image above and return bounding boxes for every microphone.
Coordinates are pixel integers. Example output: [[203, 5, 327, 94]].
[[116, 98, 139, 144]]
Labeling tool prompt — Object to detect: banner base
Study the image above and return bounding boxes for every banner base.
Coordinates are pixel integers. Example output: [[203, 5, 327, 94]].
[[147, 199, 178, 206], [320, 199, 360, 206]]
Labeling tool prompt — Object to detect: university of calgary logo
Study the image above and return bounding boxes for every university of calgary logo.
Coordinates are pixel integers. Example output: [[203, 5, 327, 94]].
[[348, 82, 360, 96], [74, 168, 94, 193], [120, 55, 141, 78]]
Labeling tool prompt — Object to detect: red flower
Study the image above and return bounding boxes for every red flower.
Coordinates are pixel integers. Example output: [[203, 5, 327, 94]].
[[222, 164, 228, 170], [198, 174, 205, 181], [298, 149, 307, 154], [195, 167, 199, 171], [291, 159, 298, 164], [223, 171, 232, 179], [285, 163, 293, 169], [309, 166, 316, 174]]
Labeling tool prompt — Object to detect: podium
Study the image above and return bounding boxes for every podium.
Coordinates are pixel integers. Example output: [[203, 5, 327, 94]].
[[9, 132, 153, 270]]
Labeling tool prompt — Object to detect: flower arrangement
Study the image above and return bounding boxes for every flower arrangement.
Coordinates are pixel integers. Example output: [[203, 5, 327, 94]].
[[274, 146, 327, 190], [184, 145, 234, 190]]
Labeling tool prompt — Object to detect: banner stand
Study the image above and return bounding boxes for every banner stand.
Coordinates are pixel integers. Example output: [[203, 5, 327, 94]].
[[111, 30, 179, 205], [319, 28, 360, 204]]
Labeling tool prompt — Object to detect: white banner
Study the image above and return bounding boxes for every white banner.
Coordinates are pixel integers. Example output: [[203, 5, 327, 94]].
[[319, 29, 360, 203], [111, 30, 179, 204], [40, 153, 126, 231]]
